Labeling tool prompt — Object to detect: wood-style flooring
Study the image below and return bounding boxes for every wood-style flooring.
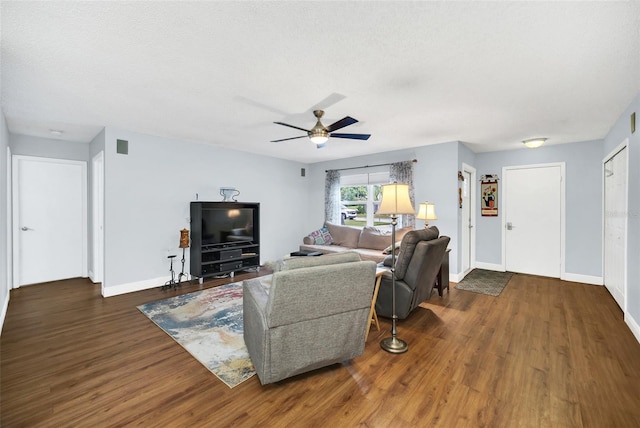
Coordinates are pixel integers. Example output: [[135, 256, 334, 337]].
[[2, 271, 640, 427]]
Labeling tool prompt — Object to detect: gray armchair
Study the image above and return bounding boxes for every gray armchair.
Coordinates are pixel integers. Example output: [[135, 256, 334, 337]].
[[375, 226, 450, 320], [243, 252, 377, 385]]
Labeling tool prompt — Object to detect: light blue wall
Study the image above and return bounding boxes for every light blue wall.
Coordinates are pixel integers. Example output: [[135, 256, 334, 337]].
[[0, 113, 9, 331], [474, 140, 603, 277], [101, 128, 310, 290], [603, 92, 640, 330]]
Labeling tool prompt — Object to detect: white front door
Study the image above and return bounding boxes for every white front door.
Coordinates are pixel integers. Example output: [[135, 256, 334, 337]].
[[503, 164, 564, 277], [12, 156, 87, 287], [603, 144, 627, 309]]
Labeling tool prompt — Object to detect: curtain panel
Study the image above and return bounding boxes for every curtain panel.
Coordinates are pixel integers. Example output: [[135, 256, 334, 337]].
[[390, 161, 415, 228], [325, 170, 341, 224]]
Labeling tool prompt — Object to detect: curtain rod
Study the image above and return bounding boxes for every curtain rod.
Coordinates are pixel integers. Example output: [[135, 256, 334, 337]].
[[326, 159, 417, 173]]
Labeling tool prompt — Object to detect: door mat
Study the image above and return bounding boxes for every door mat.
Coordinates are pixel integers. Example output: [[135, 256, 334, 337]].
[[454, 269, 514, 297]]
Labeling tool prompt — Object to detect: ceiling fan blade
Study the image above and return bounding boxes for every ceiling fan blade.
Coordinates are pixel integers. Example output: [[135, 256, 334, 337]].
[[270, 135, 308, 143], [274, 122, 310, 133], [329, 133, 371, 140], [326, 116, 358, 132], [309, 93, 346, 111]]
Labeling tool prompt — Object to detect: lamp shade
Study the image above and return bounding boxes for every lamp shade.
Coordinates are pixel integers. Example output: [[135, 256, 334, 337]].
[[377, 183, 415, 215], [416, 202, 437, 221]]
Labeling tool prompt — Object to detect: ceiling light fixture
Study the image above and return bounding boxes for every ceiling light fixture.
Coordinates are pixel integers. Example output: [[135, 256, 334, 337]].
[[522, 138, 547, 149]]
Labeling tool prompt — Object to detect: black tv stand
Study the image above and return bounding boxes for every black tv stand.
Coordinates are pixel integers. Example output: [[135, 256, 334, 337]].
[[190, 202, 260, 280]]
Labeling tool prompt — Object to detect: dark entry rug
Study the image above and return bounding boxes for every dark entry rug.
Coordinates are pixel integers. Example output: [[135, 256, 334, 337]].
[[454, 269, 514, 297]]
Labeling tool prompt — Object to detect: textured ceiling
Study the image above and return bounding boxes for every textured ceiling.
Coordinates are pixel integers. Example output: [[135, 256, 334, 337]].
[[1, 1, 639, 164]]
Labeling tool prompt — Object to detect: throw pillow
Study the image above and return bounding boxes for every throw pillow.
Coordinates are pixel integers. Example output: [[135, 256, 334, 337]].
[[307, 226, 333, 245], [383, 241, 402, 254]]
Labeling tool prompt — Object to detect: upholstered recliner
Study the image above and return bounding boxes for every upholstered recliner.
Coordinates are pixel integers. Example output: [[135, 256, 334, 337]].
[[243, 252, 377, 385], [375, 226, 450, 320]]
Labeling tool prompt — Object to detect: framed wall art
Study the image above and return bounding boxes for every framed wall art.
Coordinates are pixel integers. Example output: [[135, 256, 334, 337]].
[[480, 175, 498, 216]]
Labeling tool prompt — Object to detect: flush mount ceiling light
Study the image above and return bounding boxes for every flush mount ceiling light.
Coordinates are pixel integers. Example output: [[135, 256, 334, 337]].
[[522, 138, 547, 149]]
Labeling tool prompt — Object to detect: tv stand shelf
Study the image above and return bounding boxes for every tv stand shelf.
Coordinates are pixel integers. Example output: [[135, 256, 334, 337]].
[[190, 202, 260, 279]]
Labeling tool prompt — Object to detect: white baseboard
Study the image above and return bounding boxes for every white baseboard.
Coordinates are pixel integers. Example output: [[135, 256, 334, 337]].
[[102, 275, 171, 297], [450, 263, 504, 283], [562, 272, 602, 285], [474, 262, 505, 272], [0, 291, 9, 335], [625, 312, 640, 344]]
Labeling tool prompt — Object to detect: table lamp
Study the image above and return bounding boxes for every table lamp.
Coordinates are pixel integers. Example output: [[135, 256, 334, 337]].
[[416, 202, 437, 228]]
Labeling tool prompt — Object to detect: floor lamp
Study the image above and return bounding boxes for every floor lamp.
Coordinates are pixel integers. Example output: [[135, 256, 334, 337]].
[[378, 182, 415, 354]]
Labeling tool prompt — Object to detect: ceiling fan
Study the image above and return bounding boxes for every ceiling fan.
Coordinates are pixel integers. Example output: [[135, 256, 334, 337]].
[[271, 110, 371, 149]]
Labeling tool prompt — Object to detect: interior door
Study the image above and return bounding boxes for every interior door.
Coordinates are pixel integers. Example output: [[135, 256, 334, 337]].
[[12, 156, 87, 287], [460, 167, 474, 276], [504, 164, 563, 277], [603, 145, 627, 309]]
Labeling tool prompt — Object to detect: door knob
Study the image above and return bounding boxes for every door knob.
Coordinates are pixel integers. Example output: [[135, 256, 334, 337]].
[[506, 222, 513, 230], [21, 226, 33, 231]]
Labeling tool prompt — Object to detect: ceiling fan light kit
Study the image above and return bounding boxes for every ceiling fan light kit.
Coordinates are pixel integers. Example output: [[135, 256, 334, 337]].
[[272, 109, 370, 148]]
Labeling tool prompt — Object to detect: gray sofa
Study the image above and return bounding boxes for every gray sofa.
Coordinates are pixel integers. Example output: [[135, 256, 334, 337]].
[[243, 252, 377, 385], [300, 222, 412, 263], [375, 226, 450, 320]]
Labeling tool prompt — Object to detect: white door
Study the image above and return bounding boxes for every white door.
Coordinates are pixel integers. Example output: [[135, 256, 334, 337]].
[[91, 151, 104, 285], [603, 144, 627, 309], [503, 164, 564, 277], [460, 164, 475, 276], [12, 156, 87, 287]]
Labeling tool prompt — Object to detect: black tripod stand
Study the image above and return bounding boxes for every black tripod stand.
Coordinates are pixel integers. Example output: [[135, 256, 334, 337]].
[[161, 255, 178, 290], [177, 247, 187, 285]]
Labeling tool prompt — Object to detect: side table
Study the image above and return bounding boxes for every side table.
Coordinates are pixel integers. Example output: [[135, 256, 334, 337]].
[[435, 248, 451, 296], [366, 267, 389, 341]]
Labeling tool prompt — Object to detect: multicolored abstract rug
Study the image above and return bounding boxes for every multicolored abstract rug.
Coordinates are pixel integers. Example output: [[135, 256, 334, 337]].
[[454, 269, 514, 297], [137, 281, 255, 388]]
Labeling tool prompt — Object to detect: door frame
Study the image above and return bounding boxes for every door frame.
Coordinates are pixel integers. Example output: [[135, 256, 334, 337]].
[[602, 139, 628, 312], [6, 147, 12, 292], [11, 155, 88, 288], [501, 162, 566, 277], [460, 163, 476, 279], [91, 151, 104, 287]]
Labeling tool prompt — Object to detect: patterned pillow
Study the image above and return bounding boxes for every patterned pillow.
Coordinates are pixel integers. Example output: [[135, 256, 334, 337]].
[[382, 241, 402, 254], [307, 226, 333, 245]]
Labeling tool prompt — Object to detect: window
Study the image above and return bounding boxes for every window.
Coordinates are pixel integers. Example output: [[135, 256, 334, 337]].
[[340, 171, 391, 227]]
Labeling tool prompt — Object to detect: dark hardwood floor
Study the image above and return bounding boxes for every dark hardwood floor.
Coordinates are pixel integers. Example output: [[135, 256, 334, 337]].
[[2, 271, 640, 427]]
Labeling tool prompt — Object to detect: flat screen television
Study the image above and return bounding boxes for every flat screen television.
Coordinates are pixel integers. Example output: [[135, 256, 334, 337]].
[[190, 201, 260, 248]]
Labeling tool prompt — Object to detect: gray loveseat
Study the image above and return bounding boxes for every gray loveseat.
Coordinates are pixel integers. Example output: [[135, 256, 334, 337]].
[[243, 252, 377, 385], [300, 222, 411, 263]]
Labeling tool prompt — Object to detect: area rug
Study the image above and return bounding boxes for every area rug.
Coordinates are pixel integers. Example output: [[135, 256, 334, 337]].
[[454, 269, 514, 297], [137, 281, 255, 388]]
